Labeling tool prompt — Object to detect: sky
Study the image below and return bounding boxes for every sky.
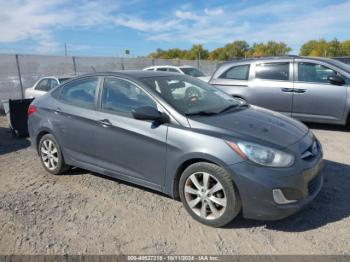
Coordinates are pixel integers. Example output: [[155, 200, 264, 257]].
[[0, 0, 350, 57]]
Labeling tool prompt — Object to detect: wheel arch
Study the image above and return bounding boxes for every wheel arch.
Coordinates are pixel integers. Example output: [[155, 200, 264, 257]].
[[171, 155, 240, 200], [35, 127, 56, 154], [172, 158, 216, 200]]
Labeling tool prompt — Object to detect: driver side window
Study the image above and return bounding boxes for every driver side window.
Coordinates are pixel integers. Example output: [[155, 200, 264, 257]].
[[298, 63, 338, 84], [101, 78, 157, 115]]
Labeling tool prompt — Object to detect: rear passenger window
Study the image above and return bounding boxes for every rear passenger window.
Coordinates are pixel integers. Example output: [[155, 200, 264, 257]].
[[220, 65, 250, 80], [256, 63, 289, 81], [36, 79, 50, 91], [156, 68, 168, 71], [60, 77, 98, 109], [168, 68, 179, 73]]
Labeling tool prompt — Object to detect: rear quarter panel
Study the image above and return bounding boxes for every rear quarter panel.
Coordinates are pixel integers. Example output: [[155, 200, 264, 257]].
[[28, 95, 58, 151]]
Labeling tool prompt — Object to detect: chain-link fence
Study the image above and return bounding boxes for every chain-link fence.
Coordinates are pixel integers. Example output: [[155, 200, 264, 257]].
[[1, 54, 350, 102], [0, 54, 220, 101]]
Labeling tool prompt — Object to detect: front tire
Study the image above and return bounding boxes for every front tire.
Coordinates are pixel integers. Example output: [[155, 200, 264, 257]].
[[38, 134, 69, 175], [179, 162, 241, 227]]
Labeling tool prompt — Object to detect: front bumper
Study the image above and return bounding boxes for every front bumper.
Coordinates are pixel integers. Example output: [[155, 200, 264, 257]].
[[229, 138, 324, 221]]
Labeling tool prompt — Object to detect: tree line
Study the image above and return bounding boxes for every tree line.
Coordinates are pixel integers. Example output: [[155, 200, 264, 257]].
[[147, 39, 350, 60]]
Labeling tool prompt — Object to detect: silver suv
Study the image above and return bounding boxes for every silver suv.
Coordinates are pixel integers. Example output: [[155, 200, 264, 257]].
[[209, 56, 350, 126]]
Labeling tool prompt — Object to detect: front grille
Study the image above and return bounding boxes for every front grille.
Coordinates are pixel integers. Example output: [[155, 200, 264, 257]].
[[308, 175, 322, 196]]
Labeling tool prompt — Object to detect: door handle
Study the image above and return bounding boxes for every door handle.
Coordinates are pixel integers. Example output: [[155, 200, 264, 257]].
[[97, 119, 112, 127], [293, 89, 307, 93], [281, 88, 294, 93]]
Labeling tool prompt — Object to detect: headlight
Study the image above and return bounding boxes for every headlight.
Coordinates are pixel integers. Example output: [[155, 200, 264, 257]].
[[226, 141, 294, 167]]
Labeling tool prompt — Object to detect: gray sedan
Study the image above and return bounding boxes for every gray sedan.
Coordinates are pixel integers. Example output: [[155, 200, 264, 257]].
[[209, 56, 350, 126], [28, 71, 323, 227]]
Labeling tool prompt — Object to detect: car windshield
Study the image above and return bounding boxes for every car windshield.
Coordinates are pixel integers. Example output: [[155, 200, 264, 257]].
[[180, 67, 205, 77], [142, 75, 241, 115], [324, 59, 350, 73]]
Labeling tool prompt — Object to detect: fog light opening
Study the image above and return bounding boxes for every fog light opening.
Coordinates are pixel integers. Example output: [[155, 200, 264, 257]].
[[272, 189, 298, 204]]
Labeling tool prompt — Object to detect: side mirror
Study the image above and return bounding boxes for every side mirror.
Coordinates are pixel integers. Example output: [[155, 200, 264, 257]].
[[132, 106, 168, 122], [327, 75, 345, 86]]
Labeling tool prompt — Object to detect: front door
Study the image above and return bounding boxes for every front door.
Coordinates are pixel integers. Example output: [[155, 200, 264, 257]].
[[292, 62, 347, 123], [94, 77, 168, 189], [248, 61, 293, 115]]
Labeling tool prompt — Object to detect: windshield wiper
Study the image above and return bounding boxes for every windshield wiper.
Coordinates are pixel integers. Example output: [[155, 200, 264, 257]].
[[218, 104, 240, 113], [185, 111, 218, 116], [219, 102, 249, 114]]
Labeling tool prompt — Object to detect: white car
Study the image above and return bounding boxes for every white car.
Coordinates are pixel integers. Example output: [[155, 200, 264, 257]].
[[25, 76, 71, 98], [143, 65, 211, 82]]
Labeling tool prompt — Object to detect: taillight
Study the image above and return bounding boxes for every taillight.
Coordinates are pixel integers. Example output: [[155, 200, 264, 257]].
[[28, 105, 37, 116]]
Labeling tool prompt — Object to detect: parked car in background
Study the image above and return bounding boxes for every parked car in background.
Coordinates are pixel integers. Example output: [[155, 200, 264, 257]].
[[28, 71, 323, 227], [25, 76, 71, 98], [143, 65, 211, 82], [209, 56, 350, 126]]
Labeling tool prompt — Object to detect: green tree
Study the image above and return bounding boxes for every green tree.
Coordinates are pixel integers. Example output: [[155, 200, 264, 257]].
[[208, 40, 249, 60], [208, 47, 226, 60], [247, 41, 292, 57], [299, 39, 345, 57], [328, 38, 342, 57], [340, 40, 350, 56], [183, 44, 209, 60]]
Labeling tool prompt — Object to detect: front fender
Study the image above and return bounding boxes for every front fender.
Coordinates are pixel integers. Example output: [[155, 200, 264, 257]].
[[162, 125, 245, 197]]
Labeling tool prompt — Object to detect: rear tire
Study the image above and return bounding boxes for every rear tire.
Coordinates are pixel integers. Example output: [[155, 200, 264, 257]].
[[38, 134, 69, 175], [179, 162, 241, 227]]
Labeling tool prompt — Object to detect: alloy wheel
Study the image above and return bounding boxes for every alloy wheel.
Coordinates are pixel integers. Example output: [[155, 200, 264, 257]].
[[184, 172, 227, 220], [40, 139, 59, 170]]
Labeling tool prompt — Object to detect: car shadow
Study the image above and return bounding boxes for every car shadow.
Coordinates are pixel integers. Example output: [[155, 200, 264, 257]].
[[63, 167, 174, 199], [0, 126, 30, 155], [68, 159, 350, 232], [306, 122, 349, 132], [224, 159, 350, 232]]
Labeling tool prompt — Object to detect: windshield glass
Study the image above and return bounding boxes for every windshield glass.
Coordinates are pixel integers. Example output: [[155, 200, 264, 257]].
[[142, 75, 240, 115], [325, 58, 350, 73], [180, 67, 205, 77]]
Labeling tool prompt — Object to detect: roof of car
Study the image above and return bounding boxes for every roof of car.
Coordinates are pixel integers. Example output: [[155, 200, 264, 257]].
[[144, 65, 195, 69], [73, 70, 181, 79], [218, 55, 342, 65]]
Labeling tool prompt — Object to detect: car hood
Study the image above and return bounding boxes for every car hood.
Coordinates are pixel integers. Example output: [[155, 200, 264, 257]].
[[187, 105, 309, 148]]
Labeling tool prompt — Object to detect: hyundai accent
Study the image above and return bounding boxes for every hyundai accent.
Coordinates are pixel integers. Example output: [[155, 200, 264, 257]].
[[28, 71, 323, 227]]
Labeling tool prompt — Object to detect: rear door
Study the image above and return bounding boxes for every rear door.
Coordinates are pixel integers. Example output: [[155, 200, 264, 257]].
[[53, 77, 100, 164], [211, 61, 294, 115], [94, 76, 168, 189], [247, 61, 294, 115], [292, 60, 347, 123]]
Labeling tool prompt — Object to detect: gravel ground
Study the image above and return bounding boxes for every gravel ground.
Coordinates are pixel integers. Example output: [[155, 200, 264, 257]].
[[0, 115, 349, 255]]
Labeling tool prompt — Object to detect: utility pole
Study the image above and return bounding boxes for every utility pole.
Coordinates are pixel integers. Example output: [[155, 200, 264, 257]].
[[197, 51, 201, 69], [64, 43, 68, 56]]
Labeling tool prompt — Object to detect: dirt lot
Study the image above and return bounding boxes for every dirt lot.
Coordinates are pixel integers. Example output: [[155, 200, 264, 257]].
[[0, 115, 349, 255]]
